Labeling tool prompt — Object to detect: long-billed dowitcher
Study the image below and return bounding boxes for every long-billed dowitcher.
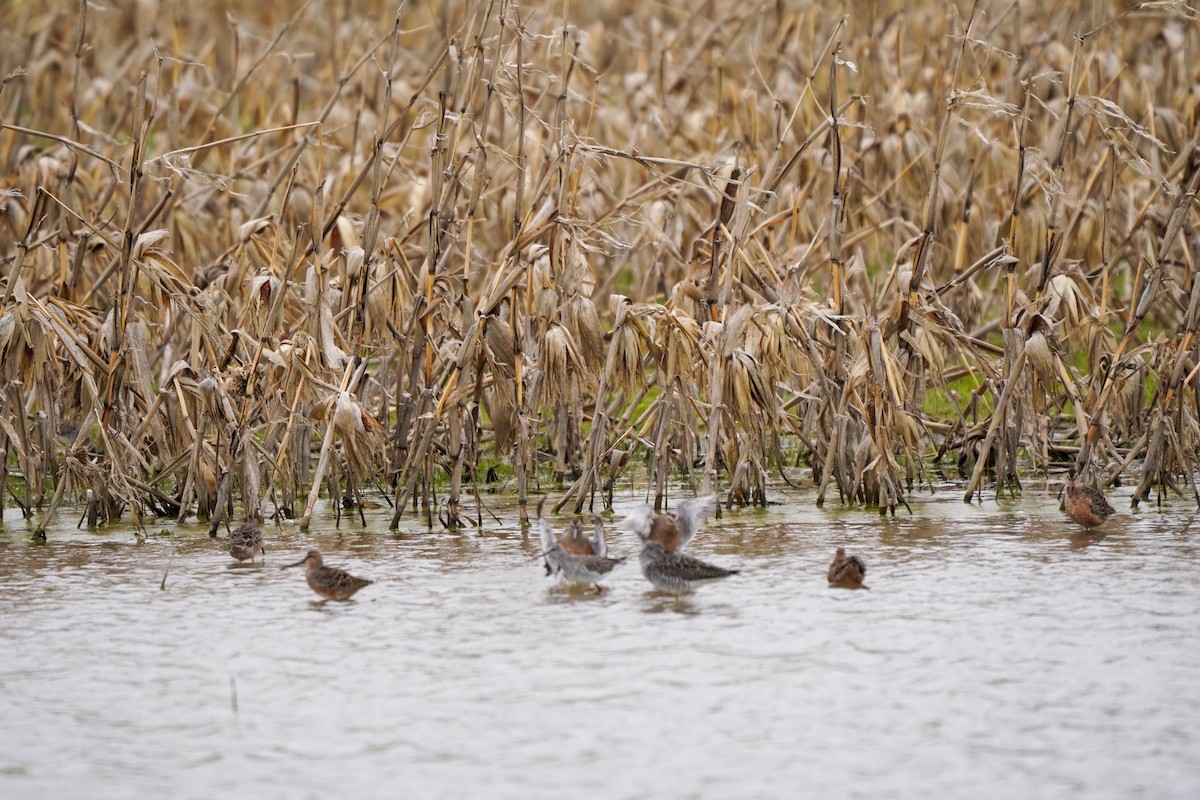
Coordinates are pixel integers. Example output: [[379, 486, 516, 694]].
[[228, 522, 265, 563], [1063, 471, 1115, 530], [538, 500, 625, 590], [282, 550, 372, 600], [617, 494, 717, 553], [620, 497, 737, 594], [828, 547, 868, 589]]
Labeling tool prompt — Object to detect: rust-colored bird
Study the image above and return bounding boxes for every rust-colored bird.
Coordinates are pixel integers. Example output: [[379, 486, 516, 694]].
[[1063, 472, 1116, 530], [617, 495, 717, 554], [538, 500, 624, 589], [828, 547, 867, 589], [619, 496, 738, 594], [558, 517, 601, 556], [282, 550, 372, 601]]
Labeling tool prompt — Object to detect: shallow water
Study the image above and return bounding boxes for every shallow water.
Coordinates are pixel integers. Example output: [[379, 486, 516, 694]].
[[1, 483, 1198, 799]]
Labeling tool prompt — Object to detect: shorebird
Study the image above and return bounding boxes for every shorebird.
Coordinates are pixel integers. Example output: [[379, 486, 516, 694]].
[[557, 516, 603, 557], [538, 501, 624, 590], [227, 522, 265, 563], [282, 550, 372, 601], [1063, 471, 1116, 530], [635, 539, 739, 594], [827, 547, 867, 589], [617, 494, 717, 553], [619, 496, 737, 594]]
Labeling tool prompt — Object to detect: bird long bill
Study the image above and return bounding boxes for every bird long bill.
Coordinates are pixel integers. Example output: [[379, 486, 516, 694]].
[[281, 557, 308, 570]]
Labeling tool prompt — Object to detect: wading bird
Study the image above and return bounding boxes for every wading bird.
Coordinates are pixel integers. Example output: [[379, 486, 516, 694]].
[[617, 494, 717, 554], [1063, 472, 1116, 531], [227, 522, 265, 563], [538, 500, 625, 590], [282, 550, 372, 601], [619, 496, 737, 594]]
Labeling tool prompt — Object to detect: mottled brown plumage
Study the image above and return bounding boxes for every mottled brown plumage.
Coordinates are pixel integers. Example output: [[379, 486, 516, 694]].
[[620, 497, 737, 594], [828, 547, 867, 589], [1064, 473, 1116, 530], [282, 550, 372, 601], [638, 540, 738, 594], [228, 522, 265, 563]]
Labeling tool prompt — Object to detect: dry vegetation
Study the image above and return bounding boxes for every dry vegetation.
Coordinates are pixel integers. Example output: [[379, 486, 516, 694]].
[[1, 0, 1198, 535]]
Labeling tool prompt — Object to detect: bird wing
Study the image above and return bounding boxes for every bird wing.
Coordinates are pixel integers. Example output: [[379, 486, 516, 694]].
[[572, 554, 625, 576], [674, 494, 718, 549], [319, 566, 370, 591], [618, 505, 655, 540], [231, 524, 261, 546], [538, 514, 557, 555], [537, 509, 564, 576], [829, 554, 865, 582], [590, 517, 608, 557], [661, 549, 737, 581]]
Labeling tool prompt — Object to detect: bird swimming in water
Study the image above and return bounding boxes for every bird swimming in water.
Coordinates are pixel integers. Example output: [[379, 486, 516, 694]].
[[827, 547, 867, 589], [538, 500, 624, 590], [282, 549, 373, 601], [619, 496, 737, 594], [1063, 471, 1116, 531], [227, 522, 265, 563]]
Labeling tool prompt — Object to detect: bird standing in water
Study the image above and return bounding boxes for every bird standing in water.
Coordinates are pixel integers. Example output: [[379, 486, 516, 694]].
[[1063, 471, 1116, 531], [618, 494, 717, 554], [538, 500, 625, 590], [556, 516, 604, 557], [827, 547, 867, 589], [282, 550, 372, 600], [634, 539, 740, 595], [619, 495, 737, 594], [227, 522, 265, 563]]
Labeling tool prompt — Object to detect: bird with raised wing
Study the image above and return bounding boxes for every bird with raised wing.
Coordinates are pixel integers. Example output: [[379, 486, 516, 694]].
[[619, 496, 737, 594], [618, 494, 717, 553], [538, 500, 624, 590]]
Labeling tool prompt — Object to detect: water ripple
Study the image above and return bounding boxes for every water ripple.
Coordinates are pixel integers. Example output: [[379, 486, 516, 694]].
[[1, 493, 1199, 798]]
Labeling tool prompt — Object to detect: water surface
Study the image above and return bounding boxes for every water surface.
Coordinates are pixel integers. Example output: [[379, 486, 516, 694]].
[[1, 484, 1198, 798]]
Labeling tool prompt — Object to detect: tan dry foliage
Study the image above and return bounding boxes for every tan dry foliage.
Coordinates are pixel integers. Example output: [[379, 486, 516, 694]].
[[1, 0, 1198, 529]]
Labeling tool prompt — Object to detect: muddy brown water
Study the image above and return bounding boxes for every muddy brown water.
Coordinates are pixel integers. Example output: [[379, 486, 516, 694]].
[[1, 484, 1198, 798]]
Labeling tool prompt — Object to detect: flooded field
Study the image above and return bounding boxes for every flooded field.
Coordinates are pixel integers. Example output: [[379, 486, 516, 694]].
[[1, 485, 1198, 798]]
